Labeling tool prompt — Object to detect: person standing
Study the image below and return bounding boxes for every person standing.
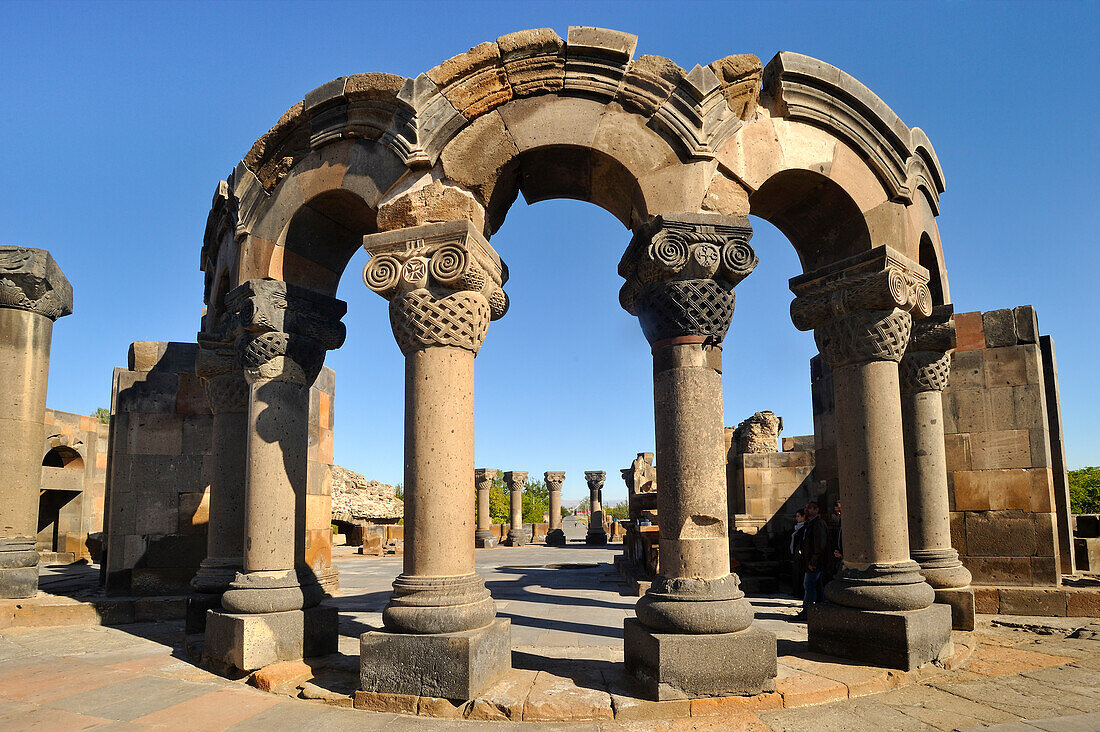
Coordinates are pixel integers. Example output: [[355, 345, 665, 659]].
[[796, 501, 827, 620], [789, 509, 807, 599], [827, 500, 843, 581]]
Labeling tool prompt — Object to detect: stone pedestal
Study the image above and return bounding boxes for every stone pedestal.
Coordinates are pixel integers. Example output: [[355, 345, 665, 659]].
[[474, 468, 497, 548], [807, 603, 952, 671], [204, 604, 339, 672], [619, 214, 775, 699], [361, 220, 511, 699], [504, 471, 528, 547], [0, 247, 72, 599], [625, 619, 776, 700], [207, 280, 346, 663], [545, 471, 566, 546], [900, 306, 974, 630], [585, 471, 607, 546], [791, 248, 951, 667], [360, 618, 511, 701]]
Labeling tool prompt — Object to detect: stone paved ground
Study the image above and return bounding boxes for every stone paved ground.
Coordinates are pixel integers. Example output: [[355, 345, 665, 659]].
[[0, 546, 1098, 729]]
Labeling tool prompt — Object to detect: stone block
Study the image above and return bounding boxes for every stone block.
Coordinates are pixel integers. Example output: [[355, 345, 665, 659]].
[[952, 472, 990, 511], [950, 512, 967, 556], [806, 603, 952, 671], [1033, 512, 1058, 558], [973, 586, 1000, 614], [986, 469, 1032, 511], [983, 347, 1031, 388], [127, 413, 183, 456], [934, 588, 976, 630], [944, 434, 971, 472], [353, 690, 418, 714], [965, 557, 1032, 586], [982, 309, 1017, 348], [142, 534, 206, 568], [950, 349, 986, 388], [179, 491, 209, 534], [1076, 515, 1100, 538], [953, 312, 986, 352], [998, 588, 1066, 616], [360, 533, 382, 556], [0, 566, 39, 599], [970, 430, 1031, 470], [951, 388, 989, 433], [966, 511, 1036, 557], [623, 618, 776, 701], [360, 618, 510, 701], [523, 671, 613, 721], [1029, 428, 1052, 469], [1014, 305, 1039, 344], [1030, 557, 1060, 585], [130, 567, 197, 596], [1067, 589, 1100, 617], [204, 605, 338, 672]]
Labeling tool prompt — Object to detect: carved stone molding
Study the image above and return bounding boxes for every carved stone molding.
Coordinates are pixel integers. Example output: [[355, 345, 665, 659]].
[[619, 214, 757, 345], [504, 471, 527, 493], [0, 247, 73, 321], [225, 279, 347, 386], [790, 247, 931, 369], [363, 220, 508, 356], [584, 471, 606, 490], [900, 305, 955, 394], [544, 471, 565, 491], [473, 468, 496, 492]]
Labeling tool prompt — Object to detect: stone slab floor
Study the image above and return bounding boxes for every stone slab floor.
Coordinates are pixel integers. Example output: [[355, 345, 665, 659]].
[[0, 545, 1098, 729]]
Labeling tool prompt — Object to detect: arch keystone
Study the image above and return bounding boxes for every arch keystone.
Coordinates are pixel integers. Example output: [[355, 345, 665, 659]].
[[426, 41, 512, 120], [496, 28, 565, 97], [708, 54, 763, 120], [564, 26, 638, 100]]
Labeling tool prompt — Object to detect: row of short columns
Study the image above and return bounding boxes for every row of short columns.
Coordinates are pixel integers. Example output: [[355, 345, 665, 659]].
[[470, 469, 597, 548]]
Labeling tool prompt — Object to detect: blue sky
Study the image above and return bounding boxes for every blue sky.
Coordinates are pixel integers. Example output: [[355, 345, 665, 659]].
[[2, 1, 1096, 503]]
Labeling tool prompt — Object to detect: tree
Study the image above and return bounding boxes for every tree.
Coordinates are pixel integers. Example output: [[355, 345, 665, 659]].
[[561, 505, 570, 519], [522, 479, 549, 524], [605, 500, 629, 521], [92, 407, 110, 425], [1070, 467, 1100, 514], [487, 470, 510, 524], [393, 483, 403, 501]]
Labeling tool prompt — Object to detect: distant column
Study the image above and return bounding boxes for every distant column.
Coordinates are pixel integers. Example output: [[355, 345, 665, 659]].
[[474, 468, 497, 548], [585, 471, 607, 546], [545, 471, 566, 546], [0, 247, 72, 599], [504, 471, 528, 546]]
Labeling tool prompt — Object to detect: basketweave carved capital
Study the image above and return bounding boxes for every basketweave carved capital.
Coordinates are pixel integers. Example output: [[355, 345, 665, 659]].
[[584, 471, 606, 490], [814, 309, 913, 368], [900, 305, 955, 394], [618, 214, 755, 345], [363, 220, 508, 355], [0, 247, 73, 321], [224, 279, 346, 386], [203, 372, 250, 414], [474, 468, 496, 492], [544, 471, 566, 491], [504, 471, 527, 493]]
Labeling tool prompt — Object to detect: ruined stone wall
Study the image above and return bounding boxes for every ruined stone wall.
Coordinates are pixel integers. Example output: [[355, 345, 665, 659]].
[[38, 408, 110, 561], [943, 307, 1071, 586], [104, 341, 336, 596]]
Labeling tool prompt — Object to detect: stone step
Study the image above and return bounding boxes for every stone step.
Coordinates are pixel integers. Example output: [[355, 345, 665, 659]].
[[0, 592, 188, 629]]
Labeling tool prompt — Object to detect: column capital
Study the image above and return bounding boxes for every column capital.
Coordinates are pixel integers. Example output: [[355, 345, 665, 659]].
[[0, 246, 73, 321], [363, 220, 508, 356], [196, 335, 248, 414], [618, 214, 757, 345], [473, 468, 496, 491], [544, 471, 565, 490], [504, 470, 527, 492], [901, 305, 955, 394], [225, 279, 347, 386], [584, 471, 606, 490], [790, 247, 931, 368]]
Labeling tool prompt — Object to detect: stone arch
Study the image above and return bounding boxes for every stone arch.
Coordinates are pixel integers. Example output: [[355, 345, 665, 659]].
[[42, 444, 83, 469]]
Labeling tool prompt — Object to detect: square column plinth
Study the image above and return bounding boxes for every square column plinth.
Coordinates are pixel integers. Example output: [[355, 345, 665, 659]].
[[360, 618, 510, 701], [807, 603, 952, 671], [204, 605, 338, 672], [624, 619, 777, 701], [935, 588, 976, 631], [0, 564, 38, 599]]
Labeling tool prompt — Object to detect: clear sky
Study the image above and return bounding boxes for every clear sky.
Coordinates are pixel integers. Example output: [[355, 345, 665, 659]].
[[2, 1, 1096, 504]]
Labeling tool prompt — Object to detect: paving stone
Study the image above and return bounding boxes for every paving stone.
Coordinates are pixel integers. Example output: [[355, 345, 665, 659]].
[[523, 671, 613, 721], [966, 643, 1076, 676], [775, 672, 848, 707]]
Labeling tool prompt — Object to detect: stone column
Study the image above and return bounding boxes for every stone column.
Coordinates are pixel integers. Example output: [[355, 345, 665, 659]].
[[618, 214, 775, 700], [205, 279, 346, 672], [359, 220, 511, 701], [0, 247, 72, 599], [585, 472, 608, 546], [188, 337, 249, 631], [504, 471, 528, 547], [901, 305, 974, 630], [474, 468, 497, 548], [790, 247, 952, 670], [545, 471, 566, 546]]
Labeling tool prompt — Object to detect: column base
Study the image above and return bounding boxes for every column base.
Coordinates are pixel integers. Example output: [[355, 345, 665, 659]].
[[190, 557, 240, 595], [624, 618, 777, 700], [0, 538, 39, 599], [545, 529, 566, 546], [360, 618, 511, 701], [585, 530, 607, 546], [383, 573, 496, 634], [824, 561, 936, 611], [913, 548, 973, 591], [203, 604, 339, 672], [474, 529, 497, 548], [807, 602, 953, 671], [221, 568, 321, 614], [636, 575, 754, 634], [504, 528, 528, 547], [935, 587, 976, 631]]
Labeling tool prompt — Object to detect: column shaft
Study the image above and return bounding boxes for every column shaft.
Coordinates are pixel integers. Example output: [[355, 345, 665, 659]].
[[549, 490, 562, 531], [903, 390, 952, 556], [505, 471, 528, 546]]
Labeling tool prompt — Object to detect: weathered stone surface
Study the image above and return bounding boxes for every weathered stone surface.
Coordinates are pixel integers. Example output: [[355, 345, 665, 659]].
[[935, 587, 976, 630], [250, 660, 313, 693], [619, 55, 684, 116], [360, 618, 510, 701], [329, 465, 401, 522], [496, 28, 564, 97], [807, 603, 952, 671], [733, 411, 783, 454], [775, 673, 848, 707], [624, 619, 777, 700], [709, 54, 763, 119], [702, 172, 751, 216], [983, 308, 1017, 348], [465, 668, 537, 721], [998, 587, 1067, 616], [523, 671, 613, 721], [439, 109, 520, 219], [203, 605, 339, 672], [427, 42, 512, 119], [564, 26, 637, 100], [376, 178, 486, 233], [1014, 305, 1039, 344], [352, 690, 418, 713]]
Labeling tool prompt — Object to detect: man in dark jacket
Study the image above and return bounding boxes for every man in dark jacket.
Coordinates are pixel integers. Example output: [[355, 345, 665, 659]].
[[796, 500, 828, 619]]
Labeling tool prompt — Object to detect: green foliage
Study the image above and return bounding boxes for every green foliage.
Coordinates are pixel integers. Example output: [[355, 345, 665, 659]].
[[487, 470, 510, 524], [522, 479, 549, 524], [92, 407, 110, 425], [1070, 467, 1100, 514], [605, 500, 630, 521], [561, 505, 570, 519], [393, 483, 403, 501]]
